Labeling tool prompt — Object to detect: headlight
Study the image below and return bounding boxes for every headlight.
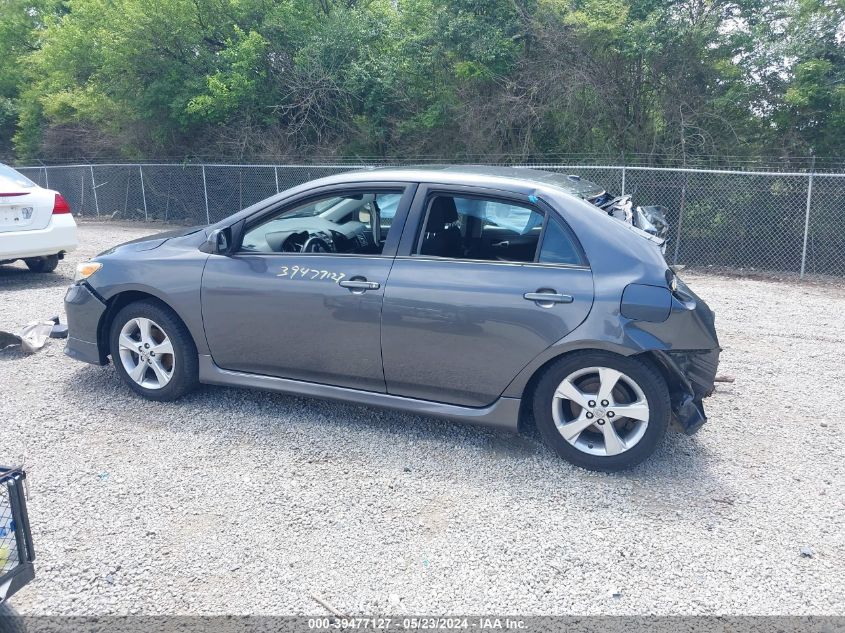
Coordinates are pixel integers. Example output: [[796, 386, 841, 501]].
[[75, 261, 102, 283]]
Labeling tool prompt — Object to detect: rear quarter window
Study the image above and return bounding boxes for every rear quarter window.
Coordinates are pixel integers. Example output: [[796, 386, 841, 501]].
[[538, 216, 585, 266]]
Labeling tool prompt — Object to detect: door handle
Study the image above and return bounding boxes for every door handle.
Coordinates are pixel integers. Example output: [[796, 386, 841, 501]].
[[339, 279, 380, 291], [523, 290, 573, 306]]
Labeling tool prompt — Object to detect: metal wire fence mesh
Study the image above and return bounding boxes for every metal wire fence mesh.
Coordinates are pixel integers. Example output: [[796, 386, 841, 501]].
[[0, 483, 20, 575], [13, 162, 845, 277]]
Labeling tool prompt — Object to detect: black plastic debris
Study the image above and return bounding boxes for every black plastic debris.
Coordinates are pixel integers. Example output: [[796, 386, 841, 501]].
[[49, 316, 68, 339], [0, 331, 21, 351]]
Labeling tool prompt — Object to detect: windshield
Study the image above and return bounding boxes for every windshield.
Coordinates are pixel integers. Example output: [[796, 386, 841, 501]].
[[281, 196, 346, 219]]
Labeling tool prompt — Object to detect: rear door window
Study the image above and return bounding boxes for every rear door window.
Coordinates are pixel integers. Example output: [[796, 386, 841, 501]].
[[413, 193, 585, 266], [416, 194, 544, 263]]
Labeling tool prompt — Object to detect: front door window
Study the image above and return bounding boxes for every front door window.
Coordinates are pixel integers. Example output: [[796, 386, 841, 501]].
[[241, 191, 403, 255]]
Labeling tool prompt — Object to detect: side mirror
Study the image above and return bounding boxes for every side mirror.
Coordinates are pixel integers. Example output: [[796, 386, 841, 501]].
[[200, 228, 231, 254]]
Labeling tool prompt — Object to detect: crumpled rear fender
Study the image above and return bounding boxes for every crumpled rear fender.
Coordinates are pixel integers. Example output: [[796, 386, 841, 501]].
[[504, 279, 720, 435]]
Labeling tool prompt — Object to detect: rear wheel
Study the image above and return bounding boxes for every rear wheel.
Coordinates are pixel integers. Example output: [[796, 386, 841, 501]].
[[109, 300, 198, 401], [24, 254, 58, 273], [533, 351, 670, 471]]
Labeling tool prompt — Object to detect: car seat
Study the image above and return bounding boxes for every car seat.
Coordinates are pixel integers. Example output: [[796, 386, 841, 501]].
[[421, 197, 462, 258]]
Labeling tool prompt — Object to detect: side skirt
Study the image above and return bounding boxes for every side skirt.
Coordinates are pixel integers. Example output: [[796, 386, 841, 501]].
[[198, 355, 521, 432]]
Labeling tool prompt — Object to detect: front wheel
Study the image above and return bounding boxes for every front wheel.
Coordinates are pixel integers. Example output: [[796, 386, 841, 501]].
[[533, 351, 670, 471], [109, 300, 198, 401], [24, 254, 59, 273]]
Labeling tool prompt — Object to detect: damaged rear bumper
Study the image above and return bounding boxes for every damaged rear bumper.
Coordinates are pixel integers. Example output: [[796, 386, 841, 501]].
[[654, 347, 720, 435]]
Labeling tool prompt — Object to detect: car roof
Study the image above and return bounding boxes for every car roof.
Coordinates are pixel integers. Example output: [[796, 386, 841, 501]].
[[219, 164, 613, 233], [328, 165, 605, 198]]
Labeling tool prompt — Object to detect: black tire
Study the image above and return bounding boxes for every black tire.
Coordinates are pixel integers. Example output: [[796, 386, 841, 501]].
[[109, 300, 198, 402], [24, 254, 59, 273], [0, 602, 27, 633], [533, 351, 670, 471]]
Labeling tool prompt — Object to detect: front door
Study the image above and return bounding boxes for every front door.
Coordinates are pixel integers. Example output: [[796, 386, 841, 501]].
[[201, 184, 413, 392], [381, 186, 594, 407]]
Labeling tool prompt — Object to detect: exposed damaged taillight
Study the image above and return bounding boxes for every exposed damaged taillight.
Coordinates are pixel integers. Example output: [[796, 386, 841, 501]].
[[665, 268, 678, 292]]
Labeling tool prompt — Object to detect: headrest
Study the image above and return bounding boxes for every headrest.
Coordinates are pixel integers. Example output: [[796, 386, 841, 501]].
[[428, 197, 458, 226]]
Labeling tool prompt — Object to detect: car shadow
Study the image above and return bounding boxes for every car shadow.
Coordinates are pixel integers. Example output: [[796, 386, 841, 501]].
[[0, 346, 29, 362], [62, 363, 731, 510], [0, 263, 73, 290]]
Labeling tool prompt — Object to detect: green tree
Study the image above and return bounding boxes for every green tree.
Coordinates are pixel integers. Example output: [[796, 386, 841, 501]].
[[2, 0, 844, 163]]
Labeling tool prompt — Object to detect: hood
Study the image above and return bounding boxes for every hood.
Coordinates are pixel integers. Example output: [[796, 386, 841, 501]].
[[97, 225, 205, 256]]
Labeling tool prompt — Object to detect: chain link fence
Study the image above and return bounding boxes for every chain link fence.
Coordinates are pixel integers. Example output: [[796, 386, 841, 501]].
[[13, 162, 845, 277]]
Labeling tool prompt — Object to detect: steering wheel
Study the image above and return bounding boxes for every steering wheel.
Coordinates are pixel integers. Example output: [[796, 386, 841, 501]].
[[301, 236, 332, 253]]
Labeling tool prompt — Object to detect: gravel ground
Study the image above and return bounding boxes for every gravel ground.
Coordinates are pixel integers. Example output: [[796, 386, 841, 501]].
[[1, 220, 843, 616]]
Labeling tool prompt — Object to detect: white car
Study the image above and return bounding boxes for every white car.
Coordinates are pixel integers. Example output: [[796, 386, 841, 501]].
[[0, 163, 78, 272]]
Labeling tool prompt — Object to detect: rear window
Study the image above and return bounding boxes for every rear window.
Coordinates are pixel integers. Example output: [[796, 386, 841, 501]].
[[0, 164, 36, 189]]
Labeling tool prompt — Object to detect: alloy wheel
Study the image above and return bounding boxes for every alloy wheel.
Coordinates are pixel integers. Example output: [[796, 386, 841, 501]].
[[117, 317, 175, 390], [551, 366, 650, 457]]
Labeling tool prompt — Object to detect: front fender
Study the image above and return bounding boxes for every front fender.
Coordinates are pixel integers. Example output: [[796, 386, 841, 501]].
[[86, 243, 210, 355]]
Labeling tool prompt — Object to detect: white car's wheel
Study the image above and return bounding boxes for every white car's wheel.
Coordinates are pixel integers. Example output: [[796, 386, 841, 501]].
[[24, 254, 59, 273]]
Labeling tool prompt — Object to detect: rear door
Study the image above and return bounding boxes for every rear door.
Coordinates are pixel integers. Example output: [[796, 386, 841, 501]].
[[381, 184, 594, 407], [0, 165, 53, 233]]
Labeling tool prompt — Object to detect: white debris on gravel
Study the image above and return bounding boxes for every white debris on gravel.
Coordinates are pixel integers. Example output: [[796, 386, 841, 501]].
[[0, 220, 843, 616]]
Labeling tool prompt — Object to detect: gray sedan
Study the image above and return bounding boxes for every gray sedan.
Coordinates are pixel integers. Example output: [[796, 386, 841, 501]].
[[64, 166, 720, 471]]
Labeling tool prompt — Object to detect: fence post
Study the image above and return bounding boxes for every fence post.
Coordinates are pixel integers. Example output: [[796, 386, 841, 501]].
[[274, 165, 279, 194], [672, 174, 688, 266], [90, 165, 100, 217], [139, 165, 148, 222], [79, 169, 85, 217], [202, 164, 210, 224], [164, 172, 172, 223], [123, 168, 131, 216], [800, 165, 815, 279], [43, 165, 49, 189], [620, 165, 626, 195]]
